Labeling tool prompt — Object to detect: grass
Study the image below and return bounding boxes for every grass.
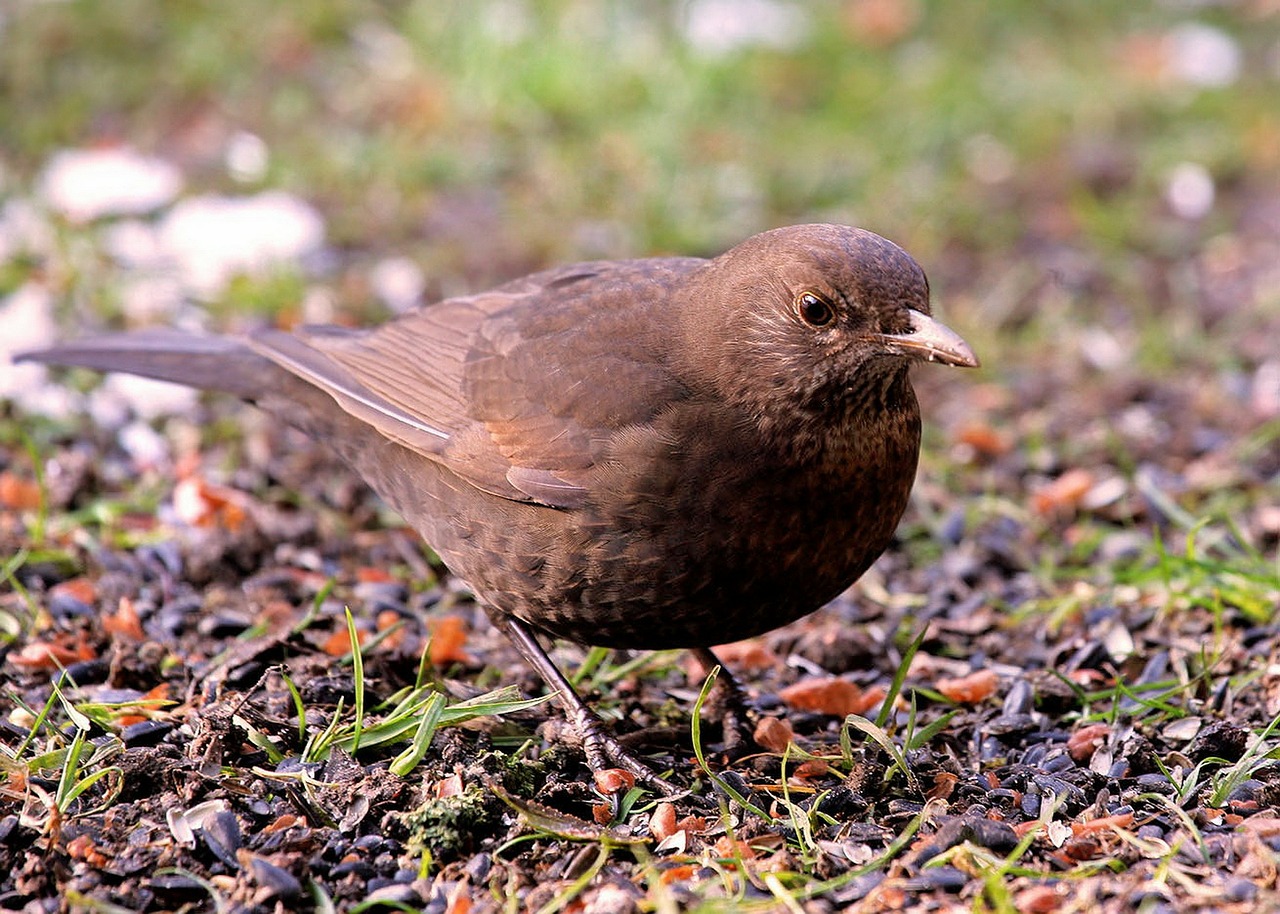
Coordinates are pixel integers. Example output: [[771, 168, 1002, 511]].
[[3, 2, 1275, 295], [2, 0, 1278, 910]]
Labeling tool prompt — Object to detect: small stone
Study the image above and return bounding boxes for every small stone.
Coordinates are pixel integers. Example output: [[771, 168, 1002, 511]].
[[250, 857, 302, 900], [1224, 877, 1257, 903]]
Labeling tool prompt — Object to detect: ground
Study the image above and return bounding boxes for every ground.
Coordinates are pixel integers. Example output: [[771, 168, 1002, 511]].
[[1, 2, 1279, 912]]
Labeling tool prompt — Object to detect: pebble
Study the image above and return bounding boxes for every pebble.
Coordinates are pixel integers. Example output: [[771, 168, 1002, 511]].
[[1224, 877, 1258, 903], [197, 612, 253, 637], [1226, 779, 1264, 804], [1188, 720, 1248, 763], [902, 865, 967, 892], [815, 785, 867, 819], [250, 857, 302, 900], [465, 849, 488, 880], [985, 788, 1018, 812], [969, 818, 1019, 853], [136, 541, 184, 579], [366, 883, 423, 907], [1001, 678, 1035, 716], [1136, 824, 1166, 842], [199, 811, 243, 869], [1043, 752, 1076, 774], [830, 873, 884, 904], [63, 659, 110, 685], [121, 719, 174, 748], [154, 595, 204, 636], [1022, 743, 1049, 767], [353, 580, 409, 610], [48, 593, 94, 620], [1133, 773, 1177, 795], [330, 859, 375, 880]]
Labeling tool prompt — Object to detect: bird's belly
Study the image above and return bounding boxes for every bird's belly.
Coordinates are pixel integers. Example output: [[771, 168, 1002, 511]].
[[378, 420, 917, 652], [485, 462, 910, 650]]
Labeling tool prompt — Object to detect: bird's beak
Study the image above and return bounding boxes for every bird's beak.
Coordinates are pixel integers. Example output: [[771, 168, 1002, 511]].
[[874, 309, 979, 368]]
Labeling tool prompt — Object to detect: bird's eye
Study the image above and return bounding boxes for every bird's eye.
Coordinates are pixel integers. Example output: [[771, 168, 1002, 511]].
[[796, 292, 835, 327]]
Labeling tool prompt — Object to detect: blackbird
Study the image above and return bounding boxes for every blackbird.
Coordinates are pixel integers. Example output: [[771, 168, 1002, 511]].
[[18, 224, 977, 789]]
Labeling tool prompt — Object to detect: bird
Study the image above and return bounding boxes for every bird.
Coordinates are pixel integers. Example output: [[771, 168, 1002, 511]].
[[18, 224, 978, 791]]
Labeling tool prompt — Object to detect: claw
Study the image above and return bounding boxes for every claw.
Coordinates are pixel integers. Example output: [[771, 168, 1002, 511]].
[[489, 610, 681, 796]]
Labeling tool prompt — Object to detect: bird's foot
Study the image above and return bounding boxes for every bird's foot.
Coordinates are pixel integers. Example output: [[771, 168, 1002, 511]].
[[569, 704, 682, 797], [691, 647, 756, 759], [488, 610, 682, 797]]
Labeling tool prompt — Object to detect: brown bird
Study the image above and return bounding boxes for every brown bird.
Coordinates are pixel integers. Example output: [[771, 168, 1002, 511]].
[[18, 224, 977, 790]]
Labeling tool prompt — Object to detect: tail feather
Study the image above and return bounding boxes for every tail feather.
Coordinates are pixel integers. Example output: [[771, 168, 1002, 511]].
[[15, 329, 279, 400]]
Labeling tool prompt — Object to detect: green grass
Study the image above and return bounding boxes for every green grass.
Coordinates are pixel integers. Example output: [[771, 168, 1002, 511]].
[[4, 1, 1275, 289], [2, 1, 1278, 910]]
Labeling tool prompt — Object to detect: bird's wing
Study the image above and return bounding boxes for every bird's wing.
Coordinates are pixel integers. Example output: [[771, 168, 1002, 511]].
[[249, 259, 702, 509]]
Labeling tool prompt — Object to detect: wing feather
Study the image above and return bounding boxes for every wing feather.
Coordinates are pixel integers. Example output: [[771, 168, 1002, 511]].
[[250, 258, 704, 508]]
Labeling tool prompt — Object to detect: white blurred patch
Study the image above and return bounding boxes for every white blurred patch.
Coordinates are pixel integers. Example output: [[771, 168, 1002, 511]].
[[158, 192, 325, 298], [118, 419, 172, 470], [118, 275, 187, 323], [0, 283, 72, 415], [1078, 326, 1131, 372], [301, 286, 337, 324], [0, 199, 55, 263], [39, 147, 183, 222], [479, 0, 533, 45], [1167, 23, 1241, 88], [1253, 359, 1280, 419], [1165, 162, 1215, 219], [88, 374, 198, 426], [225, 131, 270, 184], [683, 0, 809, 55], [370, 256, 426, 313], [104, 218, 167, 269], [352, 20, 418, 79], [101, 221, 186, 321], [963, 134, 1016, 185]]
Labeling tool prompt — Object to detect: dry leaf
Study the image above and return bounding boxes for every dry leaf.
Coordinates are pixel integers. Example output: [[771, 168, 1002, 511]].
[[936, 669, 998, 704], [1032, 468, 1094, 516], [1067, 723, 1111, 762], [8, 637, 96, 669], [779, 677, 864, 717], [955, 423, 1013, 458], [172, 476, 251, 531], [428, 615, 471, 665], [51, 577, 97, 606], [753, 716, 795, 752], [0, 471, 42, 510], [321, 627, 365, 657], [709, 640, 780, 672], [1070, 812, 1135, 835], [1015, 884, 1062, 913], [649, 802, 677, 842], [593, 768, 636, 795], [103, 596, 145, 641]]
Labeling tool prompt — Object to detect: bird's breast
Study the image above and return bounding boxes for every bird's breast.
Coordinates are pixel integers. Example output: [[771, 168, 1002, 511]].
[[513, 398, 923, 649]]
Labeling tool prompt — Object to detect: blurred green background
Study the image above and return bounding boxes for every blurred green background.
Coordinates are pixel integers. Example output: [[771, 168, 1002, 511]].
[[3, 0, 1276, 367], [2, 4, 1278, 905]]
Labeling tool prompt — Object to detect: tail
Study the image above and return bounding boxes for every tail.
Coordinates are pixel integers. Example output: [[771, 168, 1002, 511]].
[[15, 329, 281, 400]]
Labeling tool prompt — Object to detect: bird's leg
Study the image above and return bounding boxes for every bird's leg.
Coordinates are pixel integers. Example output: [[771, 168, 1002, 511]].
[[689, 647, 754, 754], [486, 610, 679, 796]]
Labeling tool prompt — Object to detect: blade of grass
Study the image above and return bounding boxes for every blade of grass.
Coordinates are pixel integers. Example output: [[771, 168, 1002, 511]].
[[345, 608, 365, 756], [389, 690, 446, 777], [876, 626, 927, 729]]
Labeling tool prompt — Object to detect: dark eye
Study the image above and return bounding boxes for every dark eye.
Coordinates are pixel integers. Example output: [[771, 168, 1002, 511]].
[[797, 292, 835, 327]]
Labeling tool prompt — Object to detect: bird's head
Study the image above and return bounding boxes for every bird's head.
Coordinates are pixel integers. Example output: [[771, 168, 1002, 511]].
[[679, 224, 977, 437]]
